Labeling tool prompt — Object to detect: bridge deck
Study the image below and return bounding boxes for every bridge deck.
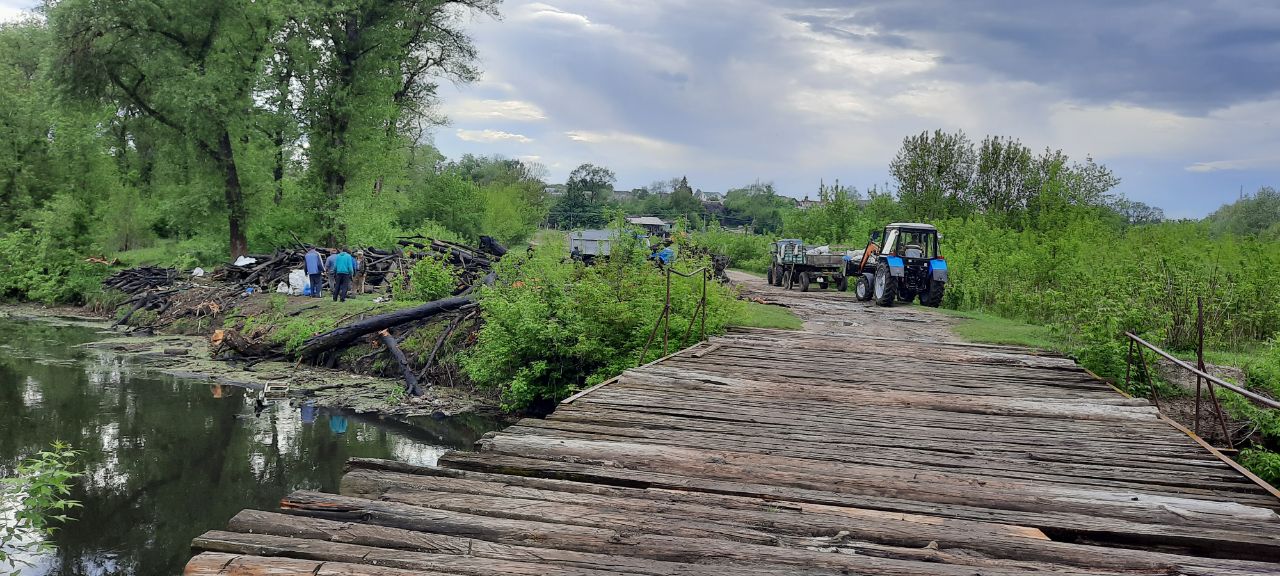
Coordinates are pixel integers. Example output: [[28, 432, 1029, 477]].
[[186, 328, 1280, 575]]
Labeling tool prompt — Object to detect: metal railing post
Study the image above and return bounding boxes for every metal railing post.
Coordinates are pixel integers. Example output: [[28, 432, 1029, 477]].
[[662, 267, 671, 356], [1195, 297, 1204, 436]]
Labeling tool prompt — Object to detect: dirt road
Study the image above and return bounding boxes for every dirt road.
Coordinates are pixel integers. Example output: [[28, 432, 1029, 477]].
[[727, 269, 959, 341]]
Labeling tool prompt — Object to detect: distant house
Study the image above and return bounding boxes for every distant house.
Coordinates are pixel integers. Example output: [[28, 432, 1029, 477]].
[[626, 216, 671, 235], [695, 189, 723, 202], [544, 184, 567, 197], [796, 196, 824, 210], [612, 188, 641, 203]]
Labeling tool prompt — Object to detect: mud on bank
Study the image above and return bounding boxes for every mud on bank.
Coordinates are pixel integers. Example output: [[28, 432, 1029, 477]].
[[2, 296, 504, 421]]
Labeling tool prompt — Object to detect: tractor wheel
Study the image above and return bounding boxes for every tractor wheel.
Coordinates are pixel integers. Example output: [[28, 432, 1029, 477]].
[[855, 274, 873, 301], [799, 272, 811, 292], [922, 280, 945, 307], [767, 266, 775, 286], [874, 264, 897, 307], [773, 266, 784, 287], [837, 275, 848, 292]]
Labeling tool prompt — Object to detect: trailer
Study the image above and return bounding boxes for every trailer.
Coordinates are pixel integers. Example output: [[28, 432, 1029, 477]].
[[767, 240, 847, 292], [568, 229, 618, 264]]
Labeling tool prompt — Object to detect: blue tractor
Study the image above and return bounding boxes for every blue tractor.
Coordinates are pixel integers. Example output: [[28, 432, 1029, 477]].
[[845, 223, 947, 307]]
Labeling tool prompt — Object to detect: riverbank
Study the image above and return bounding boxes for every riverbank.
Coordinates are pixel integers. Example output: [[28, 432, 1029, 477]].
[[1, 301, 503, 420], [0, 313, 507, 576]]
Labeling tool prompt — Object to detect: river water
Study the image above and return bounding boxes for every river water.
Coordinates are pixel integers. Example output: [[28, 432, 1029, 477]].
[[0, 316, 504, 576]]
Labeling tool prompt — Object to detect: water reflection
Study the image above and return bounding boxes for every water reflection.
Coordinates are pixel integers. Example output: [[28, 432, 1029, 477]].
[[0, 317, 503, 576]]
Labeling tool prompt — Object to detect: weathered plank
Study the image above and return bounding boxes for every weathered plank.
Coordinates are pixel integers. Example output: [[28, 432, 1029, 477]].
[[189, 325, 1280, 574]]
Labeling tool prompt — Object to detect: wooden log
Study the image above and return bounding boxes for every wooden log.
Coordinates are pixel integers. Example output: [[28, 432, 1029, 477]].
[[298, 296, 475, 357], [225, 510, 843, 576], [196, 529, 659, 576], [272, 493, 1145, 575], [184, 551, 448, 576], [112, 293, 151, 328], [436, 451, 1280, 562], [378, 329, 420, 396]]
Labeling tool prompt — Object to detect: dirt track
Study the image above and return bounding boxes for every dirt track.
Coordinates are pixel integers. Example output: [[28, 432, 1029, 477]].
[[727, 269, 958, 341]]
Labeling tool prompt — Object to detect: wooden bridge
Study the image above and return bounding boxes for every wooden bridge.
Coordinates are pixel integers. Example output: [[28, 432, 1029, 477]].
[[185, 327, 1280, 575]]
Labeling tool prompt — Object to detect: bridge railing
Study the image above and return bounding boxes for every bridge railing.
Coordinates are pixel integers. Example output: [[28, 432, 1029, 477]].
[[1124, 297, 1280, 450], [638, 265, 709, 366]]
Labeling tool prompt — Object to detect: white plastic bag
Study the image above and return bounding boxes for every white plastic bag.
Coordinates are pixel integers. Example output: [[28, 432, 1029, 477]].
[[288, 270, 307, 295], [191, 267, 205, 277], [234, 256, 257, 266], [276, 281, 291, 294]]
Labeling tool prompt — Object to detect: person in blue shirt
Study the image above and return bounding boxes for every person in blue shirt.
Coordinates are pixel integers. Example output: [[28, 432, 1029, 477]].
[[303, 247, 326, 298], [327, 247, 359, 302]]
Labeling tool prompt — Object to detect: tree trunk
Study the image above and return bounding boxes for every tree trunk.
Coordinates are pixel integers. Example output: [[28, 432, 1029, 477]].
[[219, 130, 249, 258]]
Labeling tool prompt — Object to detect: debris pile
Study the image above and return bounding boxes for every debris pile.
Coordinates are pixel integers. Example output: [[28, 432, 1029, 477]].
[[102, 266, 178, 295]]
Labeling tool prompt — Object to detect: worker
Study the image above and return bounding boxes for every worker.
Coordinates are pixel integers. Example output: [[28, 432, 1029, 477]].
[[304, 246, 326, 298], [327, 247, 359, 302], [570, 245, 583, 261]]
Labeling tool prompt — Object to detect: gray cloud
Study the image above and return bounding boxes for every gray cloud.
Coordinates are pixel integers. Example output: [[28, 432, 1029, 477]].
[[428, 0, 1280, 216]]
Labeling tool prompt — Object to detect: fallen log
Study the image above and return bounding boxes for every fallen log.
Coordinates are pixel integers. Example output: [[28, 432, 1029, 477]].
[[113, 293, 151, 328], [379, 329, 421, 397], [298, 296, 475, 358]]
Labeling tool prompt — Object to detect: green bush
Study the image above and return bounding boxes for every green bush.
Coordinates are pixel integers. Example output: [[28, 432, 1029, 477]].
[[1, 442, 81, 571], [404, 257, 457, 302], [462, 228, 741, 410], [1239, 447, 1280, 487], [689, 227, 772, 273]]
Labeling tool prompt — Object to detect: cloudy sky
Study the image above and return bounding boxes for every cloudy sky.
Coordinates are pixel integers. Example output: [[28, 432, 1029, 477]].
[[6, 1, 1278, 217]]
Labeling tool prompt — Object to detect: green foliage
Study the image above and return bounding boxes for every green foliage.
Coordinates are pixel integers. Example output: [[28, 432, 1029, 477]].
[[1, 441, 82, 573], [463, 229, 742, 410], [1239, 448, 1280, 487], [689, 227, 772, 273], [0, 228, 109, 305], [1206, 186, 1280, 239], [403, 257, 458, 302]]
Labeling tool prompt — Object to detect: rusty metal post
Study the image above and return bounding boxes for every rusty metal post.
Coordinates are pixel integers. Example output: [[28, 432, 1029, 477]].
[[1195, 297, 1204, 436], [699, 269, 708, 341], [1124, 338, 1134, 392], [662, 267, 671, 357], [1137, 346, 1160, 412]]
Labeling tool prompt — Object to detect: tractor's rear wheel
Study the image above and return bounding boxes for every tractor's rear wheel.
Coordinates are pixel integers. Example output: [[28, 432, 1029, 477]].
[[922, 280, 945, 307], [855, 274, 872, 301], [799, 272, 810, 292], [837, 275, 848, 292], [874, 264, 897, 307]]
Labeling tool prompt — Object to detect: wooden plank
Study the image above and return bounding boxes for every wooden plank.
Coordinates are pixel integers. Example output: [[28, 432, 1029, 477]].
[[437, 451, 1280, 562]]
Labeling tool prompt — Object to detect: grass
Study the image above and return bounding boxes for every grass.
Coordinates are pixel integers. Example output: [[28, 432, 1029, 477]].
[[934, 308, 1061, 350], [729, 301, 803, 330]]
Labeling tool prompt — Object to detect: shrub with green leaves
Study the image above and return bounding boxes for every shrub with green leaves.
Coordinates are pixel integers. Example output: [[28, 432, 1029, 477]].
[[1239, 448, 1280, 487], [400, 257, 457, 302], [463, 228, 741, 410], [1, 442, 81, 572]]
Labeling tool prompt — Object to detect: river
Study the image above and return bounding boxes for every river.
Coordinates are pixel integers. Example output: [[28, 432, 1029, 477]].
[[0, 315, 505, 576]]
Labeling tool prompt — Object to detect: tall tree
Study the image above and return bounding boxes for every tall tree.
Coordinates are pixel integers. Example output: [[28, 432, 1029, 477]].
[[292, 0, 499, 242], [51, 0, 276, 257], [971, 135, 1034, 218], [890, 129, 976, 220]]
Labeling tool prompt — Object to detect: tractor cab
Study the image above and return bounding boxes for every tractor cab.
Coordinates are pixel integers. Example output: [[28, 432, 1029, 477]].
[[847, 223, 948, 307]]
